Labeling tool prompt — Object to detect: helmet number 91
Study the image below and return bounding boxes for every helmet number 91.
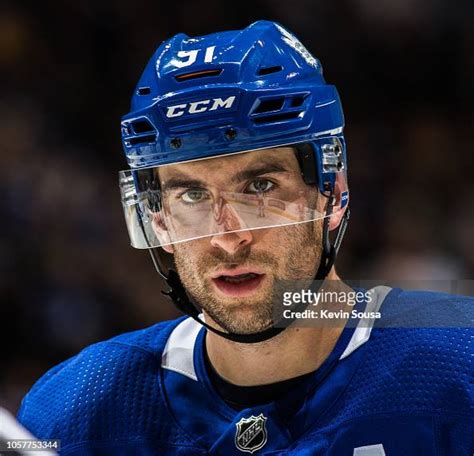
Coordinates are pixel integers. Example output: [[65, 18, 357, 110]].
[[172, 46, 216, 68]]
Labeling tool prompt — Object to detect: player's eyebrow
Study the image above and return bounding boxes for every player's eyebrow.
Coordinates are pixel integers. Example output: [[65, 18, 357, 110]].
[[160, 161, 290, 192], [230, 163, 289, 184], [161, 177, 207, 192]]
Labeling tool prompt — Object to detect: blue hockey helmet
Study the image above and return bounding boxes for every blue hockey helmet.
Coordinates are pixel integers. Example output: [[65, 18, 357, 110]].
[[121, 21, 345, 177]]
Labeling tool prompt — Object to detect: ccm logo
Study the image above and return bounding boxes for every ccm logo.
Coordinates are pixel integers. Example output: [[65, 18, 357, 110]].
[[165, 96, 236, 118]]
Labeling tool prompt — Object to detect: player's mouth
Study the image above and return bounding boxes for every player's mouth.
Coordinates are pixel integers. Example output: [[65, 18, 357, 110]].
[[210, 268, 266, 297]]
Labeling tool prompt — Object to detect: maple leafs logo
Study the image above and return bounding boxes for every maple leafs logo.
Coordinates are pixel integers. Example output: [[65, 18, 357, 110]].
[[276, 24, 319, 69]]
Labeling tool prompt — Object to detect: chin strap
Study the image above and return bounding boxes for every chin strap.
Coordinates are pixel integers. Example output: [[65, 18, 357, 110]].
[[150, 197, 350, 344]]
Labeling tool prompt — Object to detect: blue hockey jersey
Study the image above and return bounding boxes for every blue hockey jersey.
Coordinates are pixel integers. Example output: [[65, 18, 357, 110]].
[[17, 287, 474, 455]]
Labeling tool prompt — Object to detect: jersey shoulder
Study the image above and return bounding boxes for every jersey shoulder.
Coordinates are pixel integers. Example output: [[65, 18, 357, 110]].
[[17, 317, 194, 452], [380, 288, 473, 327], [328, 288, 473, 426], [378, 288, 472, 377], [374, 289, 473, 407]]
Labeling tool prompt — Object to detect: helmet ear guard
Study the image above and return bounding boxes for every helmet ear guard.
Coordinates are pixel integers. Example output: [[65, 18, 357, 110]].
[[295, 143, 318, 186], [295, 136, 346, 195]]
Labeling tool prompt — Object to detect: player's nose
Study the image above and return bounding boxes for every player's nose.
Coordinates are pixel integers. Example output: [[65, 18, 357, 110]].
[[210, 201, 253, 254], [210, 230, 253, 255]]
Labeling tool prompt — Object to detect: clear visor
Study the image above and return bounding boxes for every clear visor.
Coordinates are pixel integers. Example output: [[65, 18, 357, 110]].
[[119, 147, 343, 248]]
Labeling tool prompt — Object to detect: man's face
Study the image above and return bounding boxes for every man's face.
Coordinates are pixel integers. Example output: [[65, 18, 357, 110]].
[[158, 147, 324, 334]]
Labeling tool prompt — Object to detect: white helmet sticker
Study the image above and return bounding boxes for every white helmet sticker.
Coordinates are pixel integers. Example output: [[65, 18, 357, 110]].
[[276, 24, 319, 69]]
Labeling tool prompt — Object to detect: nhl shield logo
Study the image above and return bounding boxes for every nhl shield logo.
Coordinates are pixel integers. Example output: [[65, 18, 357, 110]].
[[235, 414, 268, 453]]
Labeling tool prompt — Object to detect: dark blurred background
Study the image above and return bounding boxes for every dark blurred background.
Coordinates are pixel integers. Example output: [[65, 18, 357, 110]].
[[1, 0, 473, 414]]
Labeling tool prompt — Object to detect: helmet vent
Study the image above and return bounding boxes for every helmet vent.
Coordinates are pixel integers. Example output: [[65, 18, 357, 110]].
[[253, 111, 302, 124], [128, 134, 156, 146], [132, 119, 155, 134], [175, 69, 223, 82], [250, 93, 309, 125], [123, 117, 157, 146], [257, 65, 282, 76], [291, 95, 306, 107], [253, 98, 285, 114], [137, 87, 151, 95]]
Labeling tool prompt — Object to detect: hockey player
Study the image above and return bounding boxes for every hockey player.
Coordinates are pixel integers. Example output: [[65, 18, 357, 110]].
[[18, 21, 473, 455]]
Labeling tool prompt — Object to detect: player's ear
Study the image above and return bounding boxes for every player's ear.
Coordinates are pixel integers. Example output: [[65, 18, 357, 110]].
[[328, 173, 349, 231], [151, 212, 174, 253], [162, 244, 174, 254]]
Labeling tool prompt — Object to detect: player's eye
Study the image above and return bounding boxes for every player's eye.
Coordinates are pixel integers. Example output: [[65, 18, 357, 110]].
[[246, 179, 275, 194], [179, 188, 210, 204]]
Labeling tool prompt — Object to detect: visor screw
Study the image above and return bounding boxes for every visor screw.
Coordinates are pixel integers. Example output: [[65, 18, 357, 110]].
[[170, 138, 182, 149], [225, 128, 237, 140]]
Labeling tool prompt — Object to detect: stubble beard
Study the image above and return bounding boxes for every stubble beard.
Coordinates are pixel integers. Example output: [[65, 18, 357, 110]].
[[173, 222, 322, 335]]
